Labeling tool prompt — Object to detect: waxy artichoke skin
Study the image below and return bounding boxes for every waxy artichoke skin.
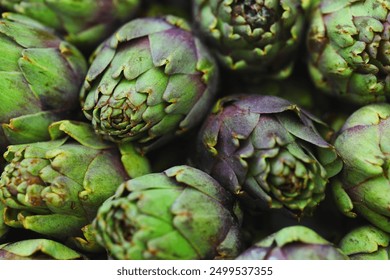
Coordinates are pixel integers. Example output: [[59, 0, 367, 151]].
[[236, 225, 348, 260], [0, 13, 87, 152], [195, 95, 341, 217], [80, 16, 219, 153], [192, 0, 311, 78], [0, 120, 150, 244], [307, 0, 390, 104], [93, 165, 243, 260], [0, 0, 141, 51], [332, 103, 390, 233]]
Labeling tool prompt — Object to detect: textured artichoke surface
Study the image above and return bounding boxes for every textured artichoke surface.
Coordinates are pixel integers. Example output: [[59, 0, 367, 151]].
[[307, 0, 390, 104], [192, 0, 310, 78], [93, 165, 243, 260], [0, 13, 87, 151], [0, 0, 141, 51], [80, 16, 219, 152], [332, 103, 390, 233], [195, 95, 342, 217], [236, 225, 348, 260]]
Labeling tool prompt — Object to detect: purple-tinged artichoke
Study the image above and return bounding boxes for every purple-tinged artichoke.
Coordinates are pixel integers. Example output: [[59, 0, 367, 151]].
[[236, 225, 348, 260], [93, 165, 243, 260], [80, 16, 219, 153], [194, 95, 342, 217]]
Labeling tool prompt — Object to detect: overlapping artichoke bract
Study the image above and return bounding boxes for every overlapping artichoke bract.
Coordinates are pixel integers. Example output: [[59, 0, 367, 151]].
[[0, 13, 87, 152], [0, 120, 150, 246], [93, 165, 243, 260], [307, 0, 390, 104], [332, 103, 390, 233], [80, 16, 219, 153], [192, 0, 310, 78], [0, 0, 141, 51], [236, 226, 348, 260], [194, 95, 342, 217], [339, 225, 390, 260]]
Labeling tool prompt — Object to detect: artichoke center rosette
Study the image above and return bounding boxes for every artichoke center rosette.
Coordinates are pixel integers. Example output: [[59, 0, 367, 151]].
[[192, 0, 311, 78], [93, 165, 243, 260], [307, 0, 390, 104], [194, 95, 342, 217], [0, 120, 150, 252], [331, 103, 390, 233], [80, 15, 219, 152]]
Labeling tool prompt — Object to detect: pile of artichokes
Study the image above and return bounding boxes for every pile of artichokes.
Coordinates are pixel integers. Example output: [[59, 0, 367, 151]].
[[0, 0, 389, 260]]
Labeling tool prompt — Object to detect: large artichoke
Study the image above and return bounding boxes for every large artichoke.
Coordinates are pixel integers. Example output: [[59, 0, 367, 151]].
[[0, 0, 141, 51], [236, 225, 348, 260], [332, 103, 390, 233], [93, 165, 243, 260], [0, 13, 87, 152], [80, 16, 219, 152], [192, 0, 311, 78], [307, 0, 390, 104], [194, 95, 341, 217], [0, 120, 150, 244]]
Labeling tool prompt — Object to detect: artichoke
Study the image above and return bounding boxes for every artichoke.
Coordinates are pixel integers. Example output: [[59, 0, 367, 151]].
[[0, 239, 85, 259], [0, 0, 141, 51], [0, 202, 8, 239], [0, 120, 150, 244], [80, 16, 219, 152], [332, 103, 390, 233], [93, 165, 243, 260], [307, 0, 390, 104], [236, 225, 348, 260], [0, 13, 87, 152], [192, 0, 311, 78], [339, 225, 390, 260], [194, 95, 342, 217]]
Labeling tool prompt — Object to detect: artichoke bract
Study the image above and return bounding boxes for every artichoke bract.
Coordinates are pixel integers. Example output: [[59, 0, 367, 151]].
[[0, 202, 8, 239], [194, 95, 342, 217], [307, 0, 390, 104], [0, 239, 85, 260], [192, 0, 311, 78], [0, 120, 150, 243], [0, 0, 141, 51], [80, 16, 219, 152], [332, 103, 390, 233], [236, 226, 348, 260], [93, 165, 243, 260], [0, 13, 87, 152], [339, 225, 390, 260]]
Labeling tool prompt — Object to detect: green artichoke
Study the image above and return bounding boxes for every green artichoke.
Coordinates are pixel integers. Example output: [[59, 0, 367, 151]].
[[0, 202, 8, 239], [307, 0, 390, 104], [332, 103, 390, 233], [0, 239, 85, 259], [93, 165, 243, 260], [0, 0, 141, 51], [339, 225, 390, 260], [192, 0, 311, 78], [0, 13, 87, 152], [194, 95, 342, 217], [0, 120, 150, 244], [80, 16, 219, 152], [236, 225, 348, 260]]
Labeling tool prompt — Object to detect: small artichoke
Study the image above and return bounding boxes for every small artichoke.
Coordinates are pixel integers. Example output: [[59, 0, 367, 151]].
[[0, 239, 85, 260], [339, 225, 390, 260], [192, 0, 311, 78], [194, 95, 341, 217], [307, 0, 390, 104], [80, 16, 219, 152], [0, 120, 150, 243], [332, 103, 390, 233], [0, 0, 141, 51], [0, 13, 87, 152], [236, 225, 348, 260], [93, 165, 243, 260]]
